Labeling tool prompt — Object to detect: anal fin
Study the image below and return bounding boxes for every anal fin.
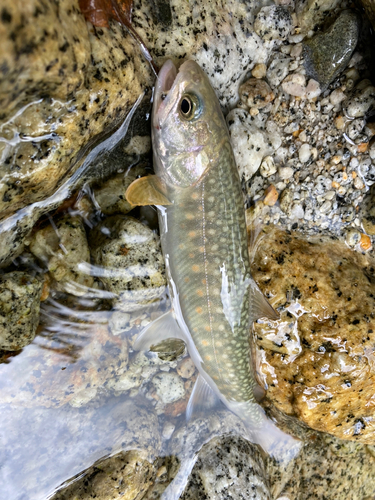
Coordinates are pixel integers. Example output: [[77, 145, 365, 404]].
[[186, 374, 220, 421], [133, 311, 185, 351]]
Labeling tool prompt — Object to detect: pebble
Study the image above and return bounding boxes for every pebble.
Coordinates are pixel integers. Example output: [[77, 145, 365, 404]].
[[303, 10, 360, 90], [343, 81, 375, 118], [152, 372, 185, 405], [252, 63, 267, 79], [345, 228, 361, 247], [305, 79, 321, 99], [0, 272, 43, 351], [227, 109, 274, 181], [176, 357, 195, 379], [347, 118, 366, 140], [281, 73, 306, 97], [298, 143, 311, 163], [260, 156, 277, 177], [254, 6, 292, 42], [264, 185, 279, 206], [239, 78, 275, 109], [330, 89, 346, 106], [360, 233, 372, 251], [267, 55, 292, 87], [279, 166, 294, 180]]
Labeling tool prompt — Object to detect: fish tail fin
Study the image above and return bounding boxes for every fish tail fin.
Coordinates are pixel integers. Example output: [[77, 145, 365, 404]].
[[227, 400, 302, 461]]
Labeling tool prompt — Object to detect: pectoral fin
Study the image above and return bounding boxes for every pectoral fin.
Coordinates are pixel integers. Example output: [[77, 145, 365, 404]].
[[250, 280, 280, 321], [133, 311, 186, 351], [186, 374, 220, 421], [125, 175, 172, 206]]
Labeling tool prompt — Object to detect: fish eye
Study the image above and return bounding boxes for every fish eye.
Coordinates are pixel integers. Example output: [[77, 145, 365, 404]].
[[179, 94, 201, 120]]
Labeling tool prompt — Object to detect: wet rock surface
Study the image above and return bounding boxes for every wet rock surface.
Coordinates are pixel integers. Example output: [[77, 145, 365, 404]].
[[89, 215, 166, 310], [52, 450, 158, 500], [0, 271, 43, 350], [252, 225, 375, 444], [303, 10, 360, 90], [29, 214, 94, 295]]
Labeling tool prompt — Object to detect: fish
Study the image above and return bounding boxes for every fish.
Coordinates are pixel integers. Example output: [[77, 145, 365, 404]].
[[126, 59, 298, 497]]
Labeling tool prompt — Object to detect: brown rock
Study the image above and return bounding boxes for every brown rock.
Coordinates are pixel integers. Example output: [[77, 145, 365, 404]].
[[239, 78, 275, 110], [251, 225, 375, 444]]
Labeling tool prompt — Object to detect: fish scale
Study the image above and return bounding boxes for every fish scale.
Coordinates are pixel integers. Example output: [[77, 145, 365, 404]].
[[161, 140, 256, 403]]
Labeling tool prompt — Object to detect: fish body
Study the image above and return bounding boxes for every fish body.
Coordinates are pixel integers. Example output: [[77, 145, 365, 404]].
[[128, 59, 280, 430], [149, 59, 280, 425]]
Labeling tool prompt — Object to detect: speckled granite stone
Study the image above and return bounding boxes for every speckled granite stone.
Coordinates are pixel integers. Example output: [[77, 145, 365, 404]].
[[263, 401, 375, 500], [0, 271, 43, 350], [51, 450, 159, 500], [252, 225, 375, 444]]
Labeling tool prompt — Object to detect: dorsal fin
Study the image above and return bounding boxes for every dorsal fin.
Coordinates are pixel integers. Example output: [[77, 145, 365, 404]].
[[125, 175, 172, 206]]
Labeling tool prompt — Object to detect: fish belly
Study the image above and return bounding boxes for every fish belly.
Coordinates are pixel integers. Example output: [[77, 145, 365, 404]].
[[161, 141, 257, 404]]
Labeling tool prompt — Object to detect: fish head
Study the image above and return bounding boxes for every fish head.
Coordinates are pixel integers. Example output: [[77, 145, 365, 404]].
[[152, 60, 228, 189]]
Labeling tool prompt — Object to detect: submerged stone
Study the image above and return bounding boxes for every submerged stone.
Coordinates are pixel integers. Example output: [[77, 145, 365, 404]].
[[303, 10, 360, 90], [0, 271, 43, 351]]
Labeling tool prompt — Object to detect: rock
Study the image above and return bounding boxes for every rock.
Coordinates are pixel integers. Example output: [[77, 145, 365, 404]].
[[239, 78, 275, 110], [0, 323, 129, 407], [281, 73, 307, 97], [152, 372, 185, 405], [279, 167, 294, 180], [177, 358, 196, 379], [29, 214, 94, 295], [295, 0, 341, 31], [151, 338, 186, 362], [254, 6, 292, 43], [263, 401, 375, 500], [89, 215, 166, 311], [0, 271, 43, 351], [267, 54, 291, 88], [51, 450, 158, 500], [93, 163, 149, 216], [264, 185, 279, 206], [227, 108, 274, 182], [343, 80, 375, 118], [260, 156, 277, 178], [252, 226, 375, 444], [252, 63, 267, 79], [303, 11, 360, 90], [182, 435, 270, 500], [298, 143, 312, 163]]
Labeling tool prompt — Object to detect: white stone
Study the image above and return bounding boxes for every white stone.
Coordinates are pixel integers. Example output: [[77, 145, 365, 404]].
[[290, 202, 304, 219], [152, 372, 185, 404], [227, 108, 274, 181], [282, 73, 306, 97], [267, 55, 291, 87], [329, 89, 346, 106], [305, 79, 321, 99], [290, 43, 303, 58], [260, 156, 277, 177], [298, 143, 311, 163], [278, 166, 294, 179]]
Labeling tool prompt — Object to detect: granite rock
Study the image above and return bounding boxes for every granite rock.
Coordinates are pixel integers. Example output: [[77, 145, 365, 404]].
[[254, 6, 292, 43], [252, 225, 375, 444], [89, 215, 166, 311], [295, 0, 341, 31], [0, 271, 43, 350], [29, 214, 94, 295], [303, 10, 360, 91], [51, 450, 158, 500], [182, 434, 270, 500]]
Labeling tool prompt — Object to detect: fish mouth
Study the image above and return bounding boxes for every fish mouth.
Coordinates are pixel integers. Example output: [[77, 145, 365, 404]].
[[153, 60, 177, 129]]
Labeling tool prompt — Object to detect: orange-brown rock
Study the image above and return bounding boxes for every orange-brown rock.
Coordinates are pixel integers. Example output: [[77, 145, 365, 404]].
[[251, 225, 375, 444]]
